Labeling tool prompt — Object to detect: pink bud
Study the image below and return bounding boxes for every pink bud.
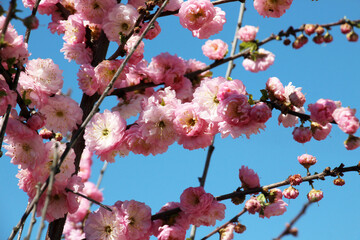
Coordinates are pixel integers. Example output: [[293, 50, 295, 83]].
[[313, 35, 324, 44], [27, 113, 46, 130], [340, 23, 352, 34], [288, 174, 303, 186], [283, 186, 299, 199], [324, 33, 333, 43], [315, 26, 325, 35], [307, 189, 323, 202], [292, 39, 303, 49], [304, 24, 316, 36], [39, 128, 53, 139], [298, 154, 317, 169], [292, 126, 312, 143], [245, 197, 261, 214], [346, 31, 359, 42], [311, 122, 332, 141], [344, 135, 360, 150], [333, 178, 345, 186], [289, 90, 306, 107], [23, 16, 39, 30]]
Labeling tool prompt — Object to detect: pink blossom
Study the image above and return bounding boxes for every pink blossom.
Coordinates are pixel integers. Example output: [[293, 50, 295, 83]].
[[4, 132, 47, 170], [298, 153, 317, 169], [191, 200, 226, 227], [260, 199, 287, 218], [27, 112, 46, 130], [289, 90, 306, 107], [153, 202, 190, 233], [112, 93, 147, 120], [202, 39, 228, 60], [173, 102, 215, 150], [217, 79, 246, 102], [84, 110, 127, 162], [157, 225, 187, 240], [74, 0, 117, 24], [283, 186, 299, 199], [311, 122, 332, 141], [0, 77, 17, 116], [254, 0, 293, 18], [236, 25, 258, 42], [292, 126, 312, 143], [250, 102, 272, 123], [307, 189, 323, 202], [239, 166, 260, 189], [125, 36, 144, 65], [308, 99, 337, 125], [178, 0, 216, 32], [60, 14, 85, 44], [332, 107, 360, 135], [24, 58, 64, 95], [77, 64, 99, 96], [127, 0, 145, 8], [278, 107, 304, 128], [84, 204, 124, 240], [344, 135, 360, 150], [220, 223, 235, 240], [191, 7, 226, 39], [116, 200, 152, 240], [39, 95, 83, 135], [180, 187, 214, 215], [61, 42, 93, 65], [94, 60, 128, 94], [102, 3, 139, 43], [163, 0, 183, 11], [22, 0, 58, 15], [218, 94, 251, 126], [266, 77, 285, 102], [148, 52, 187, 87], [242, 48, 275, 73], [0, 16, 29, 65], [78, 148, 93, 182], [138, 21, 161, 40], [245, 196, 261, 214], [2, 114, 36, 138], [269, 188, 283, 202]]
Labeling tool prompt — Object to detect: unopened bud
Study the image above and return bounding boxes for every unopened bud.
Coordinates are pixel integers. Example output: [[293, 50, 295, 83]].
[[234, 223, 246, 234], [307, 189, 323, 202], [315, 26, 325, 35], [340, 23, 352, 34], [23, 15, 39, 30], [313, 34, 324, 44], [55, 133, 63, 141], [333, 177, 345, 186], [346, 31, 359, 42], [324, 32, 333, 43], [304, 24, 316, 35]]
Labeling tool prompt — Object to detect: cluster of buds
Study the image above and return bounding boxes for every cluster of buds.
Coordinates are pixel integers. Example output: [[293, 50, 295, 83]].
[[340, 22, 359, 42], [305, 24, 333, 45]]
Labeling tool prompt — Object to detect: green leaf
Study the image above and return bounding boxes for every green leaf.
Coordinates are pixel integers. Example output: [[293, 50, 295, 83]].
[[248, 94, 255, 105], [239, 41, 258, 53], [257, 193, 266, 205]]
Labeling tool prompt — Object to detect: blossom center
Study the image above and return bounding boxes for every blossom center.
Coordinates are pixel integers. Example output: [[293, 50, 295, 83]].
[[104, 225, 112, 234], [102, 128, 109, 136]]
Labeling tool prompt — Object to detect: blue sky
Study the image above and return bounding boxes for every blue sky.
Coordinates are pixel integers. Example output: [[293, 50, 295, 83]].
[[1, 0, 360, 239]]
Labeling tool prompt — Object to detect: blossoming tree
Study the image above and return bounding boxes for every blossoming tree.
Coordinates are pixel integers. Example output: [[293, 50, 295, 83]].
[[1, 0, 359, 240]]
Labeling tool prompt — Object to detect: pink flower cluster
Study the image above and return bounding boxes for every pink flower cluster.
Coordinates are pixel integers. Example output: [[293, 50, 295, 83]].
[[178, 0, 226, 39], [237, 25, 258, 42]]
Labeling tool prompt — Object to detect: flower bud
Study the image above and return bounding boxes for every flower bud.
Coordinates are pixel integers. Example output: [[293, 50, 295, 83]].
[[340, 23, 352, 34], [288, 174, 303, 186], [313, 34, 324, 44], [307, 189, 323, 202], [292, 39, 302, 49], [23, 15, 39, 30], [283, 38, 291, 45], [304, 24, 316, 35], [55, 132, 63, 141], [27, 112, 46, 130], [39, 128, 54, 139], [231, 195, 245, 205], [333, 177, 345, 186], [289, 90, 306, 107], [344, 135, 360, 150], [245, 196, 261, 214], [283, 186, 299, 199], [324, 32, 333, 43], [346, 31, 359, 42], [292, 126, 312, 143], [315, 26, 325, 35], [298, 154, 317, 169], [298, 34, 308, 45], [234, 223, 246, 234]]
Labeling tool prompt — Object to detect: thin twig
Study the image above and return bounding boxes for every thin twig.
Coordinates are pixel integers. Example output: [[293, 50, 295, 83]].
[[24, 183, 41, 240], [201, 208, 247, 240], [65, 188, 112, 212], [8, 1, 170, 239], [36, 142, 60, 240], [274, 202, 313, 240]]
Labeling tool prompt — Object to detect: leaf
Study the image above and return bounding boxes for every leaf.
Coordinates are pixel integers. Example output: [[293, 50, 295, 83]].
[[239, 41, 258, 53], [248, 94, 255, 105]]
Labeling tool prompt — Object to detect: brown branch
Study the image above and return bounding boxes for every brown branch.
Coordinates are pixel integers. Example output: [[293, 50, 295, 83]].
[[65, 188, 112, 212], [274, 201, 313, 240], [201, 208, 247, 240]]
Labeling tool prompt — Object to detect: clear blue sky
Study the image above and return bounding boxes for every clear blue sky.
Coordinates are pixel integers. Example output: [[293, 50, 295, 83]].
[[1, 1, 360, 239]]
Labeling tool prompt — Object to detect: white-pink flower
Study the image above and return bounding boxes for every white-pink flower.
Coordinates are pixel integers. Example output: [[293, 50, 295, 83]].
[[84, 110, 127, 162], [242, 48, 275, 73], [237, 25, 258, 42], [39, 95, 83, 135], [308, 99, 338, 125], [178, 0, 216, 31], [74, 0, 117, 24], [254, 0, 293, 18], [332, 107, 359, 135], [202, 39, 228, 60]]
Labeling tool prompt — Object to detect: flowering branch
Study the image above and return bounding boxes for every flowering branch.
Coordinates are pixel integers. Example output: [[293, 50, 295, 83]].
[[151, 163, 360, 220], [274, 201, 313, 240], [24, 184, 41, 240], [201, 207, 247, 240], [185, 18, 360, 80]]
